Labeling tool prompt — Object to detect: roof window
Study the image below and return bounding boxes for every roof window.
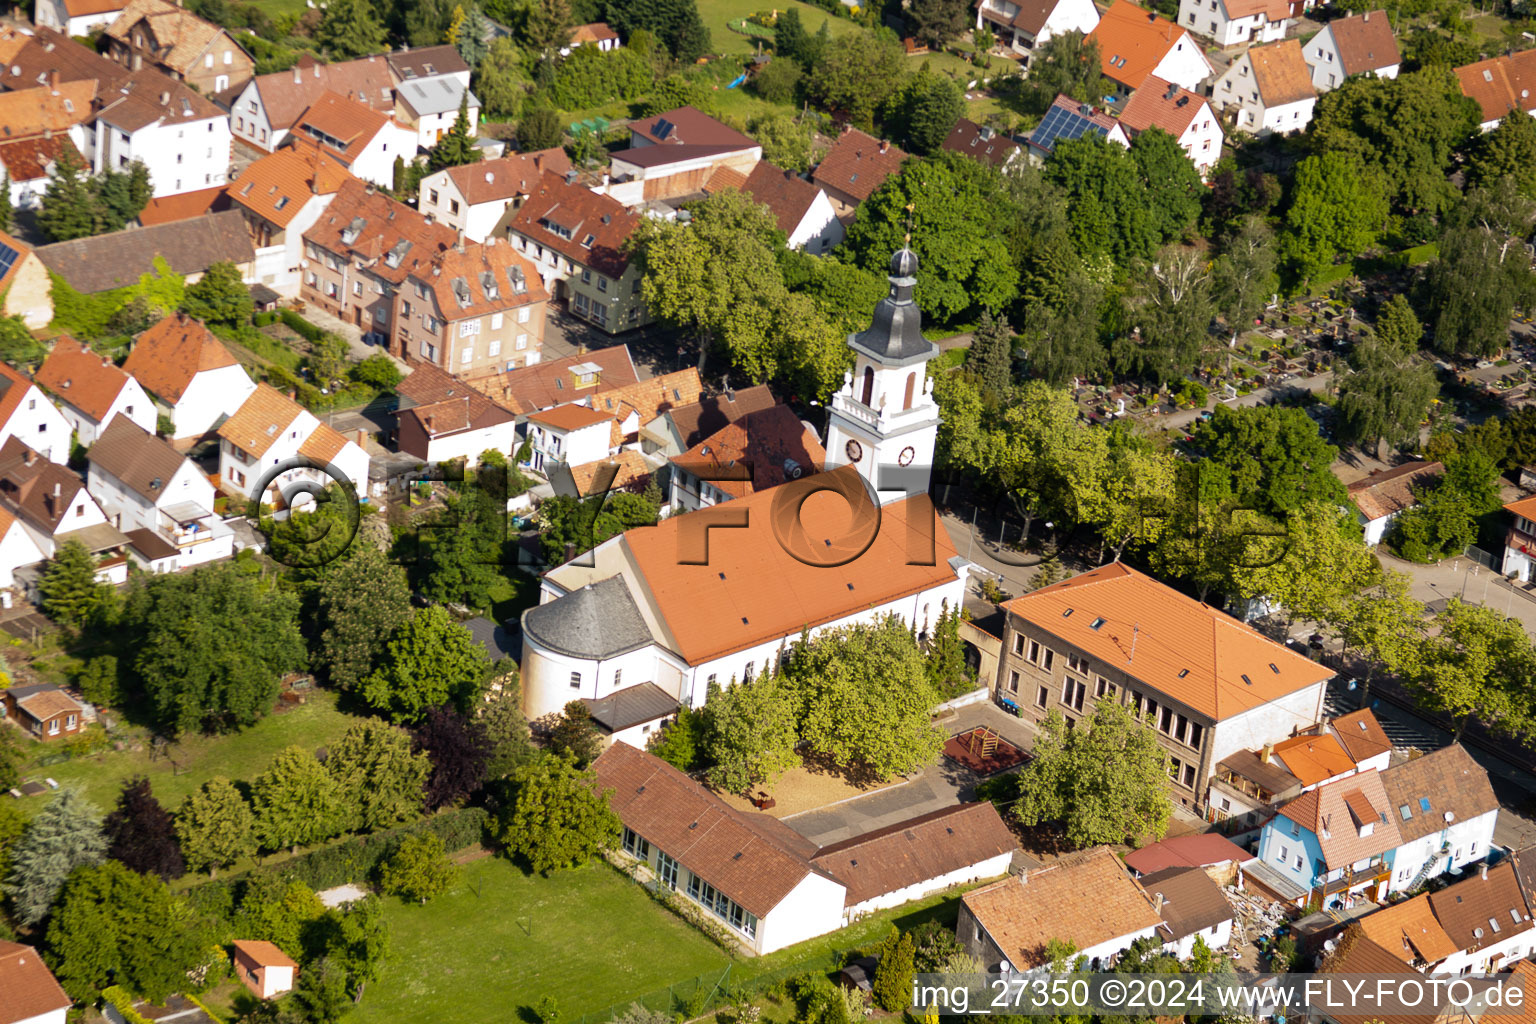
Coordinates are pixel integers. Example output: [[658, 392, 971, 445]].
[[1241, 674, 1253, 685], [1177, 668, 1189, 678], [1420, 797, 1431, 812], [1400, 804, 1412, 820], [1062, 608, 1074, 617], [1089, 617, 1105, 630], [1269, 663, 1280, 673]]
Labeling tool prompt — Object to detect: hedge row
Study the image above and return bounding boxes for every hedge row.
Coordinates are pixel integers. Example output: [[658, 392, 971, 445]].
[[185, 807, 490, 907]]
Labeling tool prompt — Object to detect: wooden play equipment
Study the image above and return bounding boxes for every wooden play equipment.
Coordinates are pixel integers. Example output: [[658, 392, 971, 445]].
[[967, 728, 1000, 759]]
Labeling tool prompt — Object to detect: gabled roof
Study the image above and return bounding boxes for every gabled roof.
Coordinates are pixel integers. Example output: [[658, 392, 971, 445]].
[[96, 68, 224, 131], [1346, 460, 1443, 521], [35, 209, 254, 294], [1271, 731, 1356, 787], [1123, 833, 1252, 875], [397, 75, 478, 118], [702, 163, 748, 195], [1140, 865, 1233, 940], [464, 345, 639, 416], [1427, 861, 1534, 952], [526, 402, 612, 432], [941, 117, 1024, 169], [297, 422, 352, 465], [1026, 94, 1120, 156], [396, 361, 515, 439], [105, 0, 235, 77], [0, 437, 93, 532], [1246, 39, 1317, 107], [812, 126, 907, 203], [962, 846, 1163, 969], [407, 237, 546, 323], [563, 450, 653, 497], [0, 80, 96, 138], [592, 741, 826, 918], [629, 105, 756, 150], [6, 683, 83, 722], [1319, 925, 1423, 1024], [1002, 562, 1332, 720], [1356, 893, 1458, 965], [233, 939, 299, 970], [670, 403, 826, 500], [1454, 48, 1536, 124], [0, 362, 44, 430], [0, 941, 70, 1024], [0, 230, 30, 295], [1118, 77, 1211, 138], [4, 26, 127, 90], [137, 185, 230, 226], [440, 148, 570, 206], [1329, 708, 1392, 763], [571, 21, 620, 44], [971, 0, 1078, 35], [386, 44, 469, 81], [290, 90, 403, 165], [506, 171, 643, 280], [216, 382, 305, 458], [1274, 768, 1400, 870], [1090, 0, 1198, 90], [1379, 744, 1498, 843], [87, 416, 188, 503], [589, 368, 703, 434], [303, 178, 456, 287], [124, 314, 241, 403], [1221, 0, 1290, 23], [0, 134, 79, 185], [35, 335, 132, 420], [228, 146, 350, 229], [811, 802, 1016, 907], [1323, 10, 1400, 75], [742, 161, 827, 235], [244, 54, 395, 132], [661, 385, 778, 450], [60, 0, 130, 17]]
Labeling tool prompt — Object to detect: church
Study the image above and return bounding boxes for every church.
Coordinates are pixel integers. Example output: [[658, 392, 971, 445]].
[[519, 250, 970, 727]]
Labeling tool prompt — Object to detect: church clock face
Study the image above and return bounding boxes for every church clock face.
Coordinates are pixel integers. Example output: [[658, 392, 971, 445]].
[[898, 446, 916, 467], [845, 439, 864, 463]]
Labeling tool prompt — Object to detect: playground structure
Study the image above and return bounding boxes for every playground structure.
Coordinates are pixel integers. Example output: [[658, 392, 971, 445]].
[[943, 726, 1028, 775]]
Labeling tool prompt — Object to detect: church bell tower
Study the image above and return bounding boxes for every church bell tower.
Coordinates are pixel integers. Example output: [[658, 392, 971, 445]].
[[824, 248, 941, 504]]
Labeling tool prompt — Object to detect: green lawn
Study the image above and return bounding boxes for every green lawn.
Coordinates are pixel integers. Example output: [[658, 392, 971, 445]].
[[350, 858, 730, 1024], [29, 692, 360, 813], [698, 0, 866, 55]]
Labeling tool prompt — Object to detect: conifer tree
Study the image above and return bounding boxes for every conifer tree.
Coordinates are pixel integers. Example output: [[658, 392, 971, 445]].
[[427, 95, 483, 171], [4, 788, 105, 924], [315, 0, 386, 59]]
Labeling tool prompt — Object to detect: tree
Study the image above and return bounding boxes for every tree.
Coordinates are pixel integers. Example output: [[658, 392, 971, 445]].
[[537, 490, 660, 564], [871, 930, 916, 1012], [699, 671, 800, 793], [38, 539, 117, 633], [646, 704, 700, 770], [747, 113, 814, 172], [352, 351, 403, 389], [1426, 184, 1536, 358], [523, 0, 574, 53], [1414, 599, 1534, 740], [1391, 485, 1479, 562], [234, 875, 325, 957], [1193, 404, 1348, 515], [315, 0, 386, 58], [1281, 152, 1389, 280], [608, 0, 710, 60], [640, 73, 708, 117], [325, 720, 429, 833], [1210, 215, 1278, 329], [1336, 295, 1438, 451], [4, 788, 105, 925], [805, 31, 905, 130], [548, 700, 604, 767], [1466, 108, 1536, 197], [1229, 501, 1377, 624], [885, 70, 965, 155], [125, 563, 306, 735], [103, 778, 184, 881], [966, 308, 1014, 398], [316, 541, 413, 692], [0, 801, 23, 891], [456, 2, 490, 64], [906, 0, 968, 47], [46, 861, 210, 1003], [751, 54, 802, 104], [251, 746, 345, 853], [180, 261, 254, 328], [379, 833, 459, 903], [36, 148, 104, 242], [925, 604, 970, 694], [477, 38, 526, 119], [418, 483, 506, 612], [1045, 135, 1158, 268], [314, 896, 390, 1003], [415, 704, 493, 808], [1027, 30, 1107, 104], [1128, 127, 1203, 244], [0, 728, 22, 795], [365, 607, 490, 723], [498, 753, 620, 874], [176, 777, 255, 876], [1015, 701, 1172, 847], [790, 617, 945, 781], [1115, 245, 1212, 383], [428, 95, 484, 172], [294, 957, 352, 1023], [844, 152, 1018, 323], [0, 171, 10, 232], [481, 684, 534, 779], [1332, 571, 1424, 706]]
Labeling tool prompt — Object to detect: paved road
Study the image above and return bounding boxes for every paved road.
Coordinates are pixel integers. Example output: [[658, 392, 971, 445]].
[[1378, 548, 1536, 638]]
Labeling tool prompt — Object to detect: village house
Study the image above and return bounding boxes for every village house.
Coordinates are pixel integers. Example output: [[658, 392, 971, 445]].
[[959, 845, 1165, 972], [941, 118, 1025, 171], [104, 0, 253, 95], [503, 172, 649, 334], [1502, 492, 1536, 582], [1139, 865, 1236, 959], [1454, 48, 1536, 129], [1177, 0, 1290, 48], [123, 314, 256, 443], [0, 230, 54, 329], [0, 81, 98, 191], [1214, 38, 1319, 134], [586, 368, 704, 451], [604, 106, 762, 207], [668, 403, 825, 513], [87, 416, 234, 571], [812, 127, 908, 220], [0, 439, 128, 582], [390, 236, 548, 375], [387, 44, 470, 88], [34, 209, 256, 296], [394, 362, 518, 464], [288, 91, 417, 189], [0, 506, 47, 591], [1380, 744, 1500, 895], [0, 134, 75, 213], [1123, 832, 1253, 882], [1357, 862, 1535, 975], [550, 451, 657, 500], [734, 162, 844, 254], [1117, 77, 1223, 174], [582, 682, 678, 747], [34, 336, 154, 445], [464, 345, 640, 418], [0, 682, 85, 742], [972, 0, 1100, 60], [233, 941, 299, 1001], [1089, 0, 1214, 96], [523, 402, 614, 475], [0, 940, 71, 1024], [227, 146, 350, 295], [392, 72, 479, 151], [560, 21, 621, 55], [0, 361, 74, 465], [89, 70, 232, 198], [134, 187, 231, 227], [33, 0, 128, 36], [640, 384, 777, 458], [1305, 10, 1400, 91], [1345, 461, 1444, 547], [301, 179, 457, 344], [597, 742, 1017, 953], [1024, 94, 1130, 164], [229, 54, 395, 152], [994, 561, 1334, 811], [416, 148, 570, 243], [216, 383, 369, 501]]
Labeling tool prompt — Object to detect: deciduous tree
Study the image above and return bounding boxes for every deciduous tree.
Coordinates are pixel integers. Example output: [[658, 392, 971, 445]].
[[414, 704, 493, 808], [1336, 295, 1438, 451], [1210, 215, 1279, 329], [379, 832, 459, 903], [548, 700, 604, 767], [1426, 183, 1536, 358], [805, 31, 905, 130], [477, 38, 526, 118], [1229, 501, 1377, 624], [364, 607, 490, 723], [1415, 599, 1535, 739], [104, 777, 184, 880], [177, 777, 255, 876], [700, 671, 801, 793], [1466, 107, 1536, 197], [326, 720, 429, 833], [906, 0, 968, 47], [747, 113, 814, 171], [607, 0, 709, 61], [1193, 404, 1348, 515], [498, 753, 620, 874], [1027, 30, 1107, 105], [180, 261, 254, 328], [1281, 151, 1388, 280], [316, 541, 413, 692], [251, 746, 345, 853], [884, 70, 965, 155]]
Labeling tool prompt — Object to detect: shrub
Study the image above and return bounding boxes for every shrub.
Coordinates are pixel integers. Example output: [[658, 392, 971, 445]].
[[278, 309, 324, 342], [351, 352, 403, 390]]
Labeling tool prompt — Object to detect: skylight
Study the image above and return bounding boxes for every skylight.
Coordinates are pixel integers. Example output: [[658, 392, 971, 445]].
[[1400, 804, 1412, 820], [1420, 798, 1431, 812], [1089, 617, 1105, 629], [1241, 674, 1253, 685]]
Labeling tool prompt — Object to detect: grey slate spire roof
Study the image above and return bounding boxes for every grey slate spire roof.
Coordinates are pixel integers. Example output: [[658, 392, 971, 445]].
[[847, 249, 939, 368], [521, 575, 654, 659]]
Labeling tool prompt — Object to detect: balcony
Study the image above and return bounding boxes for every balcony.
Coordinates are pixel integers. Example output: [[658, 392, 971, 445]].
[[830, 391, 879, 428]]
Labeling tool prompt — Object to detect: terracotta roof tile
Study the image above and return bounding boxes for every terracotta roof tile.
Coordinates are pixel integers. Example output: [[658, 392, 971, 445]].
[[589, 368, 703, 428], [0, 135, 80, 185], [1357, 893, 1459, 965], [1222, 0, 1290, 22], [1510, 962, 1536, 1024], [1272, 731, 1357, 787], [1319, 927, 1432, 1024], [1090, 1, 1200, 90], [463, 344, 639, 415], [1247, 38, 1317, 106], [1324, 11, 1400, 75], [1428, 861, 1534, 952], [34, 209, 254, 294], [566, 450, 652, 496], [813, 127, 907, 203], [386, 44, 469, 81], [1123, 834, 1252, 874], [963, 846, 1163, 969], [740, 161, 827, 234], [104, 0, 236, 77], [228, 146, 349, 229], [303, 178, 457, 288], [1506, 492, 1536, 521], [571, 21, 619, 44], [396, 361, 514, 438], [124, 314, 241, 403], [811, 802, 1016, 906], [0, 80, 96, 137], [407, 238, 547, 325], [971, 0, 1071, 35], [0, 436, 95, 532], [526, 402, 612, 431], [1347, 460, 1443, 521], [1003, 562, 1332, 720], [1118, 77, 1211, 138], [1454, 48, 1536, 124], [35, 335, 131, 420], [0, 941, 70, 1024], [216, 383, 304, 457], [507, 172, 643, 279], [1379, 744, 1498, 843], [940, 118, 1024, 169], [661, 385, 778, 449], [233, 939, 299, 969], [137, 185, 230, 226], [670, 404, 826, 500], [87, 416, 186, 502], [298, 422, 350, 464], [243, 54, 395, 134], [441, 148, 570, 205], [1275, 769, 1400, 870], [5, 26, 127, 91], [96, 68, 224, 131], [10, 683, 83, 721], [703, 163, 748, 194], [290, 90, 402, 165], [1330, 708, 1392, 764], [629, 105, 756, 149], [0, 362, 41, 430]]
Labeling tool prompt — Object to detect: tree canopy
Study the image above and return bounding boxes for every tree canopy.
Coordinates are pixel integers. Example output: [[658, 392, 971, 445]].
[[364, 607, 490, 723]]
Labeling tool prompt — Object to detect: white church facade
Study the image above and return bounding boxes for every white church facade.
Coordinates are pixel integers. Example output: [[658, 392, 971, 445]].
[[520, 250, 970, 725]]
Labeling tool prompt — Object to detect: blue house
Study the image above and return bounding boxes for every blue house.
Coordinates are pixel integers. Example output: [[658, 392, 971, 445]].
[[1255, 768, 1399, 908]]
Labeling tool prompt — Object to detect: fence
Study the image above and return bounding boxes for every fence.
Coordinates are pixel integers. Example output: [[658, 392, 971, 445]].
[[1464, 544, 1499, 571]]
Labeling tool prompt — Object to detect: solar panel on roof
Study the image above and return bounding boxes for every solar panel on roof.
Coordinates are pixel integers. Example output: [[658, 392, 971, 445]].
[[0, 242, 17, 281]]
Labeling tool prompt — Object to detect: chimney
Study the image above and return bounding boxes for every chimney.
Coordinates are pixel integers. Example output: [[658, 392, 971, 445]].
[[1153, 892, 1164, 915], [455, 227, 465, 253], [1165, 81, 1179, 100], [46, 68, 59, 92], [21, 449, 33, 466], [355, 428, 366, 447], [159, 90, 169, 105], [53, 482, 60, 498], [1260, 743, 1273, 764]]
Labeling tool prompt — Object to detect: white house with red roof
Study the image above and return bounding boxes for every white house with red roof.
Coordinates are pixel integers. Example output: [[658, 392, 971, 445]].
[[0, 362, 73, 465], [1214, 38, 1318, 134], [736, 162, 843, 254], [226, 146, 349, 293], [216, 383, 369, 501], [604, 106, 761, 207], [1177, 0, 1291, 47], [1502, 492, 1536, 582], [1118, 77, 1223, 174], [974, 0, 1100, 58], [0, 940, 71, 1024], [1090, 0, 1213, 95], [416, 148, 571, 243], [1305, 10, 1400, 91], [33, 0, 128, 37], [524, 401, 615, 474], [123, 314, 257, 442], [560, 21, 620, 55], [34, 335, 155, 444], [88, 69, 233, 198], [289, 90, 417, 188]]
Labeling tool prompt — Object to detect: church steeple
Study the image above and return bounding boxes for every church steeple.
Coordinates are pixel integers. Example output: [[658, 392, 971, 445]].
[[848, 248, 938, 367]]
